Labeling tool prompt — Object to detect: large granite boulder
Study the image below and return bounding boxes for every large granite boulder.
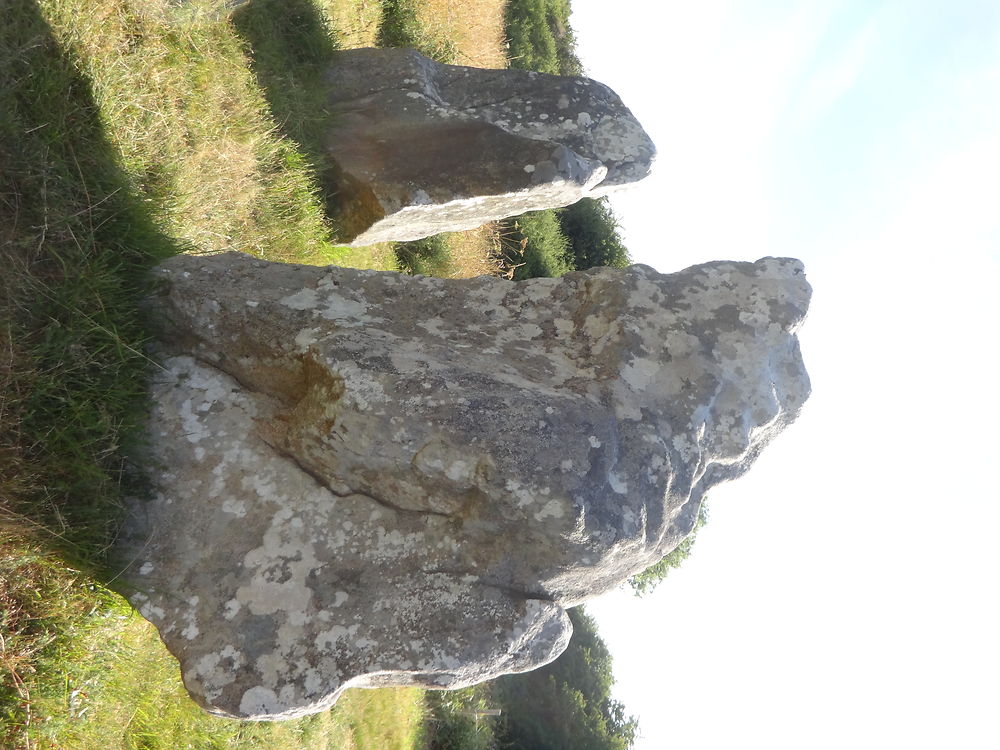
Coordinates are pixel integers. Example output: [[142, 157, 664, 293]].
[[324, 48, 655, 245], [119, 253, 810, 719]]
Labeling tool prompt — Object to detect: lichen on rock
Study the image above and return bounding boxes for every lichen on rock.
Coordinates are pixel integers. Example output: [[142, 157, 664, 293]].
[[118, 253, 810, 719]]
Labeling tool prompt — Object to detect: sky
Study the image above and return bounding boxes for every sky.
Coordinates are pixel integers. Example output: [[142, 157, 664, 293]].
[[570, 2, 1000, 748]]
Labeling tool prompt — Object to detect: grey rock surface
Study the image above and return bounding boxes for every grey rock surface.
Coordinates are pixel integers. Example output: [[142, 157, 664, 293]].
[[120, 253, 810, 719], [324, 48, 655, 245]]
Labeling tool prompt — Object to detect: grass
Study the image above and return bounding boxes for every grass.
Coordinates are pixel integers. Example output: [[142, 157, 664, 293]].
[[1, 0, 179, 561], [1, 0, 514, 745]]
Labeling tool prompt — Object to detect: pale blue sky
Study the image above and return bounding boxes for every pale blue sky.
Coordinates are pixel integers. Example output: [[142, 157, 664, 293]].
[[571, 2, 1000, 748]]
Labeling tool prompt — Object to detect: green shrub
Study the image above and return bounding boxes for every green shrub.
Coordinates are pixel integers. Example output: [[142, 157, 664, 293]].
[[394, 234, 453, 276], [501, 210, 573, 280], [557, 198, 631, 270], [504, 0, 581, 75], [494, 607, 637, 750], [425, 686, 498, 750]]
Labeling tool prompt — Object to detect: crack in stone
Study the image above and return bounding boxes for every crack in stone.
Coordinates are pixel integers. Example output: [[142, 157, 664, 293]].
[[259, 432, 452, 520], [419, 568, 555, 603], [182, 351, 452, 520]]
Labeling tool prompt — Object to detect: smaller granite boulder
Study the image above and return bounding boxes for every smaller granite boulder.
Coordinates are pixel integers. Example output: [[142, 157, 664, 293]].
[[325, 48, 656, 245]]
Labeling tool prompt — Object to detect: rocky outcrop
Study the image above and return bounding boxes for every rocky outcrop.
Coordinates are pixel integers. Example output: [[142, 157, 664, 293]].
[[119, 253, 810, 719], [324, 48, 655, 245]]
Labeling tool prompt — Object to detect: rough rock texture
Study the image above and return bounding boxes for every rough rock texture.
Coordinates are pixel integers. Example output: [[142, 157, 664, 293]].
[[325, 48, 655, 245], [119, 253, 810, 720]]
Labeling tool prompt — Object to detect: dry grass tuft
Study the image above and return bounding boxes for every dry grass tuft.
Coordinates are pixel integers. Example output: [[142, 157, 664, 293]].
[[324, 0, 383, 48], [439, 223, 514, 278], [414, 0, 508, 68]]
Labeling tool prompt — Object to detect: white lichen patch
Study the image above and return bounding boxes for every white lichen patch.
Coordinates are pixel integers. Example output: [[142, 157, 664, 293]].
[[236, 509, 320, 618], [315, 623, 360, 651], [240, 686, 282, 716], [337, 364, 386, 411], [280, 288, 319, 310], [295, 327, 320, 351], [621, 356, 660, 393], [222, 498, 247, 517], [608, 472, 629, 495], [138, 600, 166, 622], [535, 498, 566, 521], [554, 317, 575, 337], [223, 599, 241, 620], [318, 292, 369, 322]]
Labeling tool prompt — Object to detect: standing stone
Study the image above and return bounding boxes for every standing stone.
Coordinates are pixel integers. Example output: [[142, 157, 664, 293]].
[[324, 48, 655, 245], [119, 253, 810, 719]]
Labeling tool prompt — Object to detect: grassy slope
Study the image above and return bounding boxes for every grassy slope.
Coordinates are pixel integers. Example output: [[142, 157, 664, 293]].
[[1, 0, 515, 746]]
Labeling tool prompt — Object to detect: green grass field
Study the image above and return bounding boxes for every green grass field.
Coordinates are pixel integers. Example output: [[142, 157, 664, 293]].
[[1, 0, 512, 746]]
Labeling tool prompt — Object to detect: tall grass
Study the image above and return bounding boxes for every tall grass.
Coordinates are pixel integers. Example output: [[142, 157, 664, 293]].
[[1, 0, 178, 561], [394, 234, 454, 276], [40, 0, 348, 264], [439, 224, 514, 279]]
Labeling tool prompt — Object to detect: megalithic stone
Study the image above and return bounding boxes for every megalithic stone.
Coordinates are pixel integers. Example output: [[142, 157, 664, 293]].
[[324, 48, 656, 245], [118, 253, 810, 719]]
